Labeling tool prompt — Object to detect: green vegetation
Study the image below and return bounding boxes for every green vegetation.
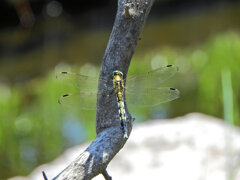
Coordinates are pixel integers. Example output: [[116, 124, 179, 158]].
[[222, 69, 234, 125], [130, 31, 240, 125], [0, 31, 240, 179]]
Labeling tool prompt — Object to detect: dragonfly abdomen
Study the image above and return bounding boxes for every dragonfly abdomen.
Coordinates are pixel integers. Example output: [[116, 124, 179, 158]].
[[117, 97, 128, 139]]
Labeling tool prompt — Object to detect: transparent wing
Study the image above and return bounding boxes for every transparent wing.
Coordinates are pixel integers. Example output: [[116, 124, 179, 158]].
[[58, 92, 98, 110], [126, 65, 178, 91], [56, 72, 108, 92], [126, 87, 180, 107]]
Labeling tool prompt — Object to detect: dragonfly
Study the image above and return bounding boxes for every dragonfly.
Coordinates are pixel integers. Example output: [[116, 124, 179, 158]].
[[56, 64, 180, 138]]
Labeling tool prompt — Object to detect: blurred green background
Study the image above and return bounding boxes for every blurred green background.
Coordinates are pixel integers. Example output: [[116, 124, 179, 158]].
[[0, 0, 240, 179]]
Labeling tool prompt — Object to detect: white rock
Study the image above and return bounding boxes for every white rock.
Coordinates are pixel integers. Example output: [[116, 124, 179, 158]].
[[9, 113, 240, 180]]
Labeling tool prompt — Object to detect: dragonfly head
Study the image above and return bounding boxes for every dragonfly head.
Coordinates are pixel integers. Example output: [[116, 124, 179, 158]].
[[112, 70, 123, 79]]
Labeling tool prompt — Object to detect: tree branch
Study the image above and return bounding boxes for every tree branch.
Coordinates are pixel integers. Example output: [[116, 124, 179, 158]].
[[51, 0, 154, 179]]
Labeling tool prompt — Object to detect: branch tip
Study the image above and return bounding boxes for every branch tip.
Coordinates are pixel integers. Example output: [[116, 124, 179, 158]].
[[102, 170, 112, 180], [42, 171, 48, 180]]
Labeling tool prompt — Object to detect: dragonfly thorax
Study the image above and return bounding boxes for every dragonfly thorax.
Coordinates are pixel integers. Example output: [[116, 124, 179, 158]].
[[112, 70, 125, 95]]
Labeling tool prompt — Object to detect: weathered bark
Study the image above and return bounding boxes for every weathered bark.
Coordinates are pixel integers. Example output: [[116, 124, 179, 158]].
[[49, 0, 154, 179]]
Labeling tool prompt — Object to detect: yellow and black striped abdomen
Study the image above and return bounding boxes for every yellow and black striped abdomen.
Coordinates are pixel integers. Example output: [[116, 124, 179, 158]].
[[117, 94, 128, 138]]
